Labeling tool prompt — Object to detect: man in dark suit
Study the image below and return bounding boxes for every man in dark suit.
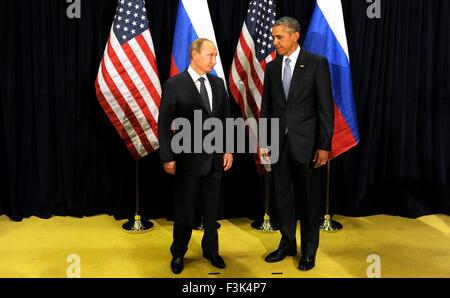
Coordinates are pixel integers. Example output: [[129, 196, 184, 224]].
[[158, 38, 233, 274], [259, 17, 334, 271]]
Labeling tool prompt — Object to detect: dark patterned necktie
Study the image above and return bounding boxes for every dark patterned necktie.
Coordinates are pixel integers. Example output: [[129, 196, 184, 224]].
[[198, 77, 211, 113]]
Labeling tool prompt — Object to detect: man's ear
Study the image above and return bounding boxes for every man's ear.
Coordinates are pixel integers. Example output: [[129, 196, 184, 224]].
[[294, 32, 300, 42], [191, 50, 198, 59]]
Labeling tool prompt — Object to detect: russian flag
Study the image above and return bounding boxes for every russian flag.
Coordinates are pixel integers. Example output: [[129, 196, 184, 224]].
[[304, 0, 359, 159], [170, 0, 226, 85]]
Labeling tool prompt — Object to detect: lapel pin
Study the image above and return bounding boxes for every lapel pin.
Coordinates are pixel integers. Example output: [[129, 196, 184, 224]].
[[300, 65, 305, 68]]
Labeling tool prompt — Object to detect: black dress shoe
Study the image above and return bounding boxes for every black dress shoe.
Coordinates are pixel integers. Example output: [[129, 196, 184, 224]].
[[264, 247, 297, 263], [170, 257, 184, 274], [298, 256, 315, 271], [203, 253, 226, 269]]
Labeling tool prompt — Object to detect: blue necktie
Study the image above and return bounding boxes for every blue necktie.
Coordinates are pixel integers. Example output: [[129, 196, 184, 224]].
[[283, 58, 292, 99]]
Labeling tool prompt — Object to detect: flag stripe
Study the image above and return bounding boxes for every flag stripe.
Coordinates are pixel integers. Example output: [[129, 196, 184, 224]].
[[316, 0, 349, 60], [121, 42, 160, 145], [170, 56, 180, 77], [97, 61, 148, 158], [230, 67, 257, 122], [170, 0, 226, 87], [229, 70, 251, 118], [131, 37, 162, 101], [236, 33, 263, 103], [95, 0, 161, 159], [106, 39, 156, 152], [126, 38, 160, 128], [180, 0, 226, 81], [120, 40, 160, 139], [229, 0, 277, 174], [141, 30, 161, 77], [136, 32, 162, 96], [96, 57, 136, 140], [231, 49, 261, 121], [102, 51, 150, 152], [304, 0, 359, 159], [331, 103, 357, 159], [171, 0, 198, 76], [241, 24, 265, 88], [95, 76, 142, 159]]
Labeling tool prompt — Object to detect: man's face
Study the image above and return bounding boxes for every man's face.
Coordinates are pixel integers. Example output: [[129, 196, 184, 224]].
[[191, 42, 218, 74], [272, 25, 300, 57]]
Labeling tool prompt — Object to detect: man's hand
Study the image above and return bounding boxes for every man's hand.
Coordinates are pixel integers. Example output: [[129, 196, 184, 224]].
[[223, 153, 233, 171], [258, 148, 270, 164], [313, 150, 329, 168], [164, 161, 176, 175]]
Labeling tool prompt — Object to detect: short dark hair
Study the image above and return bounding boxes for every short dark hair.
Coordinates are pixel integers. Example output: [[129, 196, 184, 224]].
[[273, 16, 301, 34]]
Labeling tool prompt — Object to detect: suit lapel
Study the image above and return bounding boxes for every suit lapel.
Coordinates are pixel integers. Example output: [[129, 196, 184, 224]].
[[182, 70, 212, 115], [273, 57, 286, 107], [207, 74, 218, 116], [287, 49, 307, 101]]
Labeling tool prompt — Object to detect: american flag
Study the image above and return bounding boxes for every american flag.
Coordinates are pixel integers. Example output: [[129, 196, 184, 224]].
[[229, 0, 276, 172], [95, 0, 161, 159]]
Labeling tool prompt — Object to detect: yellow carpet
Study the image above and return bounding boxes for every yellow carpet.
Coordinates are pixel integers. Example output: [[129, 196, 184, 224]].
[[0, 214, 449, 278]]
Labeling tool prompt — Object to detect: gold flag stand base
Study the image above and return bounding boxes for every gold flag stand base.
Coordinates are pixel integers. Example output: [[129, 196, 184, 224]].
[[122, 214, 154, 233], [251, 213, 278, 233], [320, 214, 343, 232]]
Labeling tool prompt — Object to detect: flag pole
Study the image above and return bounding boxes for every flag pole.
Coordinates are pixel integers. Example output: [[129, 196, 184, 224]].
[[320, 160, 343, 231], [122, 159, 154, 233], [251, 170, 278, 233]]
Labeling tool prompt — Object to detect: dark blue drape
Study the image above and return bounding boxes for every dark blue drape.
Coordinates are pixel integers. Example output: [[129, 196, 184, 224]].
[[1, 0, 449, 221]]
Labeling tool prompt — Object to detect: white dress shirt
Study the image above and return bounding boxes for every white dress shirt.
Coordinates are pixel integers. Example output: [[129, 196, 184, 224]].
[[282, 45, 301, 81], [188, 66, 213, 112]]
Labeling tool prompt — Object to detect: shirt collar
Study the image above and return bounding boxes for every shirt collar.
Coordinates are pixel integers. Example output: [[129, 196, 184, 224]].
[[283, 44, 301, 64], [188, 66, 208, 83]]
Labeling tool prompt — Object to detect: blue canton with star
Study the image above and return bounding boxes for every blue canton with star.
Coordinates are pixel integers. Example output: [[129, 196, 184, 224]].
[[113, 0, 149, 44], [245, 0, 276, 61]]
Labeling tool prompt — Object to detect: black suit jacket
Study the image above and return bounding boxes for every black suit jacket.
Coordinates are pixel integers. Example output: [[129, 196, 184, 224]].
[[158, 70, 231, 175], [260, 49, 334, 164]]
